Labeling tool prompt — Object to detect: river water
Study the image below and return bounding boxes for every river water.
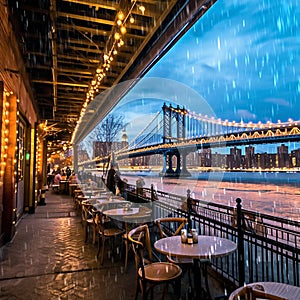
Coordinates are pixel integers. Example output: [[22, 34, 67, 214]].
[[121, 171, 300, 222]]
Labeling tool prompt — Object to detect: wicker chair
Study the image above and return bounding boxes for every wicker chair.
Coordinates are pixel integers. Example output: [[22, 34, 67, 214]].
[[128, 224, 182, 300]]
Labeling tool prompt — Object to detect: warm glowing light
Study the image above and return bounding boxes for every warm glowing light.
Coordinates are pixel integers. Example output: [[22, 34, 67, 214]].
[[114, 32, 121, 40], [139, 5, 145, 14], [120, 26, 127, 34], [117, 11, 125, 20]]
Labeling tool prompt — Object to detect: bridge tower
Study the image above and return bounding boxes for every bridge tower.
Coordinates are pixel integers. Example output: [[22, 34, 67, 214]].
[[160, 103, 191, 177]]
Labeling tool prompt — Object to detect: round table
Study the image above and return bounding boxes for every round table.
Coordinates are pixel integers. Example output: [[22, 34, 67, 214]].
[[93, 199, 128, 212], [229, 282, 300, 300], [103, 207, 139, 217], [154, 235, 237, 259], [154, 235, 237, 300]]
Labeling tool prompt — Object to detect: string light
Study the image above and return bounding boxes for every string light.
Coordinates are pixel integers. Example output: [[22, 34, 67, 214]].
[[0, 90, 11, 182], [71, 0, 146, 144]]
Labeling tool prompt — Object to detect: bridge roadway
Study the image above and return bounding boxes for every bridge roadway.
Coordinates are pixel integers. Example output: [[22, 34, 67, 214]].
[[116, 132, 300, 160]]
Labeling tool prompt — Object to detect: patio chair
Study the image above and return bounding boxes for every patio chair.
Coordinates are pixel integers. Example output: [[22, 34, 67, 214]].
[[231, 285, 288, 300], [128, 224, 182, 300], [154, 217, 193, 287], [94, 211, 125, 265], [122, 208, 152, 272], [81, 202, 96, 244]]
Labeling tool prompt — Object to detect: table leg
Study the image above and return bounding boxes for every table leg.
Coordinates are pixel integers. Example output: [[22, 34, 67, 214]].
[[193, 259, 212, 300]]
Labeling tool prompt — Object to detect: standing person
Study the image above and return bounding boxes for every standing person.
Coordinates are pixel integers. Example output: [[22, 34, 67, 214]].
[[116, 177, 128, 199], [106, 163, 116, 194], [136, 177, 145, 196], [61, 170, 67, 180], [66, 166, 71, 179]]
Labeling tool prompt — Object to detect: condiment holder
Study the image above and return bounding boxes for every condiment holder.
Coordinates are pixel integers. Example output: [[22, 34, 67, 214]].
[[181, 228, 198, 244], [123, 203, 132, 211]]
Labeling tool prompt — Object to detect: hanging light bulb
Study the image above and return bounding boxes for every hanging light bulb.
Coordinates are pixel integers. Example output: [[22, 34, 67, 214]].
[[114, 32, 121, 40], [120, 26, 127, 34], [129, 15, 135, 24], [117, 11, 125, 20], [117, 19, 122, 26], [103, 54, 109, 61], [139, 5, 145, 14]]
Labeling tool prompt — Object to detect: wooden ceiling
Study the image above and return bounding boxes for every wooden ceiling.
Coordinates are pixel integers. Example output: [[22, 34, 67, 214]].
[[7, 0, 214, 145]]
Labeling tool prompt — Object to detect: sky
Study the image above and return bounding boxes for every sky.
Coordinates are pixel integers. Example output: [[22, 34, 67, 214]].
[[144, 0, 300, 124], [85, 0, 300, 151]]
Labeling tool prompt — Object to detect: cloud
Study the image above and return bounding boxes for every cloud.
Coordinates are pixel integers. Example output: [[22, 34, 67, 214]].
[[236, 109, 256, 120], [265, 98, 291, 107]]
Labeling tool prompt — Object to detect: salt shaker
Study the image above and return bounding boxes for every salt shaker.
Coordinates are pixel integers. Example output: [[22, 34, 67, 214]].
[[181, 229, 187, 243]]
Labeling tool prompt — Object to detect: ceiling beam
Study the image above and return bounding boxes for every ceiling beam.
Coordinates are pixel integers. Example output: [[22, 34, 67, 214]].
[[62, 0, 119, 12], [32, 79, 89, 87], [57, 11, 115, 26], [50, 0, 58, 116]]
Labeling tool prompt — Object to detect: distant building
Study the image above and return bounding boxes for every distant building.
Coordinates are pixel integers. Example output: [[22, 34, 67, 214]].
[[277, 144, 289, 168], [245, 146, 255, 169], [230, 147, 242, 169]]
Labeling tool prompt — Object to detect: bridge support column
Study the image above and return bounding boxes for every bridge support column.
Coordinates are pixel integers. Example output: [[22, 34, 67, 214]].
[[166, 153, 174, 175], [159, 152, 175, 177], [160, 151, 191, 178], [180, 153, 191, 177], [161, 152, 167, 174]]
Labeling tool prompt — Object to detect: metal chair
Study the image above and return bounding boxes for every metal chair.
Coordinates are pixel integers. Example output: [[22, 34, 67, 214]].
[[128, 224, 182, 300]]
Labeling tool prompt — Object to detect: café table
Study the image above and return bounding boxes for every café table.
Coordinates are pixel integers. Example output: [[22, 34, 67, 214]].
[[104, 206, 152, 272], [93, 198, 128, 212], [154, 235, 237, 300], [229, 281, 300, 300], [59, 180, 69, 194], [103, 207, 140, 217]]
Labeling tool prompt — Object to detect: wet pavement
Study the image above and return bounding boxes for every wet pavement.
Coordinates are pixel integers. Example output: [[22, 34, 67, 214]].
[[0, 189, 228, 299], [0, 191, 137, 300]]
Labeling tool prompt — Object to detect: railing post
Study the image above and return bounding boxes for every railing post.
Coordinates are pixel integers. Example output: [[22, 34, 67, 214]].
[[236, 197, 245, 286], [151, 184, 154, 201], [187, 189, 192, 231]]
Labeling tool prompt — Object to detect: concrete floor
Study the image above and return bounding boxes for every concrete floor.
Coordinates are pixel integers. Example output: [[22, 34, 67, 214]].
[[0, 189, 230, 299]]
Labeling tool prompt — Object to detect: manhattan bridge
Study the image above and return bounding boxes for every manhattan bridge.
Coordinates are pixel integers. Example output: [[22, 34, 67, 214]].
[[83, 103, 300, 177]]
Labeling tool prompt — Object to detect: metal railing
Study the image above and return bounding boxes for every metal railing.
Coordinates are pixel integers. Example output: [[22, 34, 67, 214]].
[[126, 184, 300, 288]]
